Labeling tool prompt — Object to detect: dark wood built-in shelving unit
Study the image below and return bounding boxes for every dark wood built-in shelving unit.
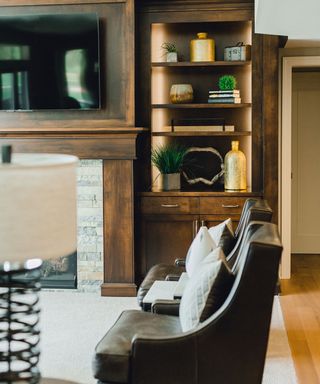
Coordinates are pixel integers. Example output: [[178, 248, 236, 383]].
[[151, 61, 251, 67], [152, 103, 252, 109], [152, 131, 251, 137], [135, 0, 281, 283]]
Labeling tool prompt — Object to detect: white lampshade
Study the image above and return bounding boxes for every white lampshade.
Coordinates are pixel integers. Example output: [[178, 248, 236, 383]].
[[0, 153, 78, 263]]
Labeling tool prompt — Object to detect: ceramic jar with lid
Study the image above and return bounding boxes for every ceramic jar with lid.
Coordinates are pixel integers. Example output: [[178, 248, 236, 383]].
[[190, 32, 215, 62]]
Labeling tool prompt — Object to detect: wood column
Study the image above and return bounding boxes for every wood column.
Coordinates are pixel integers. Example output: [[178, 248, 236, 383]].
[[262, 35, 281, 224], [101, 160, 136, 296]]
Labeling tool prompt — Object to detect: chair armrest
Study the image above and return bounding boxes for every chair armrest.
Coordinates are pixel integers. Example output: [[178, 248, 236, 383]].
[[174, 258, 186, 267], [151, 299, 180, 316], [165, 274, 180, 281], [132, 332, 196, 384]]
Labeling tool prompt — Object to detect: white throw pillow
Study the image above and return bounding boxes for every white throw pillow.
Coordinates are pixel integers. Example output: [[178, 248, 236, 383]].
[[208, 218, 236, 256], [185, 226, 217, 278], [180, 247, 233, 332], [208, 218, 234, 244]]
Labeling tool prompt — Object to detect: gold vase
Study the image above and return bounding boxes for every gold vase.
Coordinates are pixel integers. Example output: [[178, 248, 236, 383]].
[[224, 141, 247, 191], [190, 32, 215, 62]]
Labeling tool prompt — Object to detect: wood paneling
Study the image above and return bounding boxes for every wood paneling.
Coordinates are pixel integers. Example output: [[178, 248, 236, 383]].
[[251, 32, 263, 193], [101, 283, 136, 296], [0, 0, 134, 129], [262, 35, 280, 223], [137, 0, 254, 17], [199, 196, 248, 214], [103, 160, 136, 296], [140, 196, 199, 214], [136, 213, 197, 283], [280, 254, 320, 384], [0, 0, 138, 297], [136, 194, 257, 281], [0, 133, 140, 159]]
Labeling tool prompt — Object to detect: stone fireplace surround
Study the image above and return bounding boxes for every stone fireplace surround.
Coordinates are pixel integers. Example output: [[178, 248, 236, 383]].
[[77, 160, 103, 292], [0, 128, 144, 296]]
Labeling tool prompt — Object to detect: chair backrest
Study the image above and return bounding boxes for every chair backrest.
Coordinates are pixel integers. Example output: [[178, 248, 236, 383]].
[[195, 221, 282, 384], [227, 199, 273, 268], [131, 222, 282, 384], [234, 198, 260, 238]]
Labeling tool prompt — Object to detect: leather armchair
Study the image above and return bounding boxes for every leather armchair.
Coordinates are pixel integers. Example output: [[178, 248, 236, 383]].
[[137, 198, 273, 309], [93, 221, 282, 384]]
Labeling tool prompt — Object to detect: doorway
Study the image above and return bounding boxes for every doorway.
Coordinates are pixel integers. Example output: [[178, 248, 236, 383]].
[[281, 56, 320, 278], [292, 70, 320, 253]]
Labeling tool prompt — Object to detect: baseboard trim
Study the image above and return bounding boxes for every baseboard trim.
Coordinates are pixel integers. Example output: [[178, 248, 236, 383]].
[[101, 283, 137, 297]]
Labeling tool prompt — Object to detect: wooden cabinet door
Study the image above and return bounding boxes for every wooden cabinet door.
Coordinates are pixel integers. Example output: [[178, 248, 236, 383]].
[[200, 215, 240, 233], [136, 214, 198, 283]]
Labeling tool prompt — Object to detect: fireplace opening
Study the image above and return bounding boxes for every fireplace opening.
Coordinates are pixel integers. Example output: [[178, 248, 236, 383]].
[[19, 159, 103, 291], [20, 252, 77, 289], [40, 252, 77, 289]]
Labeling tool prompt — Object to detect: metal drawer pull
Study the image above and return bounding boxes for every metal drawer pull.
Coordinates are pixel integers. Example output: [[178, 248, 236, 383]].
[[222, 204, 240, 208], [161, 204, 179, 208]]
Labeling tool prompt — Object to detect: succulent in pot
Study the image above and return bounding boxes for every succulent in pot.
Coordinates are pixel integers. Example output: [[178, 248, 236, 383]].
[[161, 42, 178, 62], [218, 75, 237, 90]]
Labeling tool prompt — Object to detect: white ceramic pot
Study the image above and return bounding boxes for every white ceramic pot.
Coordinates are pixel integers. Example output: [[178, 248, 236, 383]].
[[166, 52, 178, 62]]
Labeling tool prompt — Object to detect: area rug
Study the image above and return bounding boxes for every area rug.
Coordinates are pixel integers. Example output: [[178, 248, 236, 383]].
[[39, 292, 297, 383]]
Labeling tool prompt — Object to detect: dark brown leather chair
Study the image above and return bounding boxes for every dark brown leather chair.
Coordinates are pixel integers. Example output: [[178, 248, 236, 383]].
[[137, 198, 273, 308], [93, 221, 282, 384]]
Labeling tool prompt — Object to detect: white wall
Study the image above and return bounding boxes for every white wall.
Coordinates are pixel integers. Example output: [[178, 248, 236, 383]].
[[255, 0, 320, 39]]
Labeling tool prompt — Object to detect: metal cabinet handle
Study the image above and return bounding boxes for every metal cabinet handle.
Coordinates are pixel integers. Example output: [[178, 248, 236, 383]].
[[193, 219, 199, 237], [161, 204, 179, 208], [222, 204, 240, 208]]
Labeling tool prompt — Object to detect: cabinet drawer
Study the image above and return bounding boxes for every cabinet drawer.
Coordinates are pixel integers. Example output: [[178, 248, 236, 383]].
[[140, 197, 199, 214], [200, 197, 248, 215]]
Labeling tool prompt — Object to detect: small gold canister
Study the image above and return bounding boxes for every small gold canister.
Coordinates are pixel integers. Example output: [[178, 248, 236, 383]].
[[224, 140, 247, 191], [190, 32, 215, 62]]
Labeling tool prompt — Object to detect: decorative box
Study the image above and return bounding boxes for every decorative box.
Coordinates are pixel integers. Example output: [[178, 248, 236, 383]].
[[224, 43, 251, 61]]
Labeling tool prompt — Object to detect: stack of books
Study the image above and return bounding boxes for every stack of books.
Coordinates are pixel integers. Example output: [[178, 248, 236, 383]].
[[208, 89, 241, 104]]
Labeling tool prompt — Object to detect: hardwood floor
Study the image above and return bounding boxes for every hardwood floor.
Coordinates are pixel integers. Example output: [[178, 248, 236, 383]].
[[280, 254, 320, 384]]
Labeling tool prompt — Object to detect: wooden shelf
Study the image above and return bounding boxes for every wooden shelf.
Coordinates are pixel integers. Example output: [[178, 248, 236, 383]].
[[151, 61, 251, 67], [152, 131, 251, 137], [152, 103, 252, 109], [139, 191, 261, 197]]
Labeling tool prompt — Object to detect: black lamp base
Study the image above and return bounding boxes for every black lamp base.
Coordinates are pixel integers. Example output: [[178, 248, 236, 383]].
[[0, 259, 42, 383]]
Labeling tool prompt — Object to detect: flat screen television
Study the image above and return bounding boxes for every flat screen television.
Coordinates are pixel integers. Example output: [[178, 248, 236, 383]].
[[0, 13, 100, 111]]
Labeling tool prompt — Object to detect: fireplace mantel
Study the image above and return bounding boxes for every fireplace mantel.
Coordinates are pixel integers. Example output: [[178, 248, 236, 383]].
[[0, 128, 146, 296]]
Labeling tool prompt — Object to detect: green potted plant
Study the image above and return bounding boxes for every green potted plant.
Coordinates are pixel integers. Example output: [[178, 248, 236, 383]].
[[218, 74, 237, 90], [151, 143, 188, 190], [161, 42, 178, 62]]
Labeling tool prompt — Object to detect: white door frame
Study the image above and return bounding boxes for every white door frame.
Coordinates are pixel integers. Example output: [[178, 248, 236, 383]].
[[281, 55, 320, 278]]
